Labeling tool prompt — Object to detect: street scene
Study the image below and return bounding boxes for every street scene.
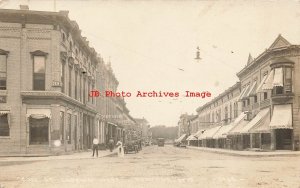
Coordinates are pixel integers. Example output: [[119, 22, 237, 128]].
[[1, 0, 300, 188], [1, 145, 300, 188]]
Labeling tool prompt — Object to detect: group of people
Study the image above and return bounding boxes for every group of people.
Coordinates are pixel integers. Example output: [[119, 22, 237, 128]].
[[92, 136, 124, 158]]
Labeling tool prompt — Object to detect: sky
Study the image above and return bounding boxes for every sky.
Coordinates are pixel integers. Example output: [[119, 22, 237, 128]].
[[2, 0, 300, 127]]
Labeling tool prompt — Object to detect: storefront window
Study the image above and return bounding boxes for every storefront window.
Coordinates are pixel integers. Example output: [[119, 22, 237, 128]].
[[0, 55, 7, 90], [60, 112, 64, 141], [29, 117, 49, 145], [66, 113, 71, 144], [0, 114, 9, 136]]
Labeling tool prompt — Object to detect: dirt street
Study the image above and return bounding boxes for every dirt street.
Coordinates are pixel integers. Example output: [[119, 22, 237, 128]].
[[0, 145, 300, 188]]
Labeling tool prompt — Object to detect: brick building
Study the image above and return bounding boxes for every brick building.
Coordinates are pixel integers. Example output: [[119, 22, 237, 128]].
[[179, 35, 300, 151], [0, 7, 136, 155]]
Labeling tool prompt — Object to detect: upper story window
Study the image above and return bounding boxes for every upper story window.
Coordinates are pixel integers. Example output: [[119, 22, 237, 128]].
[[0, 49, 8, 90], [31, 51, 48, 91], [62, 33, 66, 42], [33, 56, 46, 91], [0, 55, 7, 90], [270, 59, 294, 96]]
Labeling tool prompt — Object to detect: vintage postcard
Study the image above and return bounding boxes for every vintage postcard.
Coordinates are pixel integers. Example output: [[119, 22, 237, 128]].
[[0, 0, 300, 187]]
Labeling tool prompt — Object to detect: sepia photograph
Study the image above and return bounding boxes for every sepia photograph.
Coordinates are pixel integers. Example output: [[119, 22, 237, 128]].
[[0, 0, 300, 187]]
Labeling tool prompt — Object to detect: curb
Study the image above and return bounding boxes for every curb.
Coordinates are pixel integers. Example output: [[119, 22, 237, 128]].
[[186, 146, 300, 157]]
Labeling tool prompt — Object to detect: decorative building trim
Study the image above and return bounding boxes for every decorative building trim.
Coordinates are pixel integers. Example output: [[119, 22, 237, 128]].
[[68, 56, 74, 67], [60, 51, 67, 63], [0, 49, 9, 55], [30, 50, 48, 56]]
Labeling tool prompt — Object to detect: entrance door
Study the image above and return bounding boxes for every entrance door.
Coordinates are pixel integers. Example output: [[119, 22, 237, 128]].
[[276, 129, 292, 150], [29, 117, 49, 145]]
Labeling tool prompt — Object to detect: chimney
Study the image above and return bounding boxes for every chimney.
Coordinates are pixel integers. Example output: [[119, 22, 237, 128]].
[[19, 5, 29, 10]]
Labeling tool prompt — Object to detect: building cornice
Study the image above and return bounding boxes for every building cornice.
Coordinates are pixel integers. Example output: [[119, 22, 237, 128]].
[[21, 91, 97, 114]]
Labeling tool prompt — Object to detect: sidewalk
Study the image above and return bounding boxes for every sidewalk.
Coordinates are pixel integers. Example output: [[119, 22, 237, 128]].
[[0, 150, 117, 162], [187, 146, 300, 157]]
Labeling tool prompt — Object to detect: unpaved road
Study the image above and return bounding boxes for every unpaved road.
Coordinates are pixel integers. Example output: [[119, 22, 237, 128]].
[[0, 145, 300, 188]]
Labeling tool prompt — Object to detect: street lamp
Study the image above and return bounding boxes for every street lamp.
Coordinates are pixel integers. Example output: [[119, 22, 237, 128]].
[[195, 46, 201, 62]]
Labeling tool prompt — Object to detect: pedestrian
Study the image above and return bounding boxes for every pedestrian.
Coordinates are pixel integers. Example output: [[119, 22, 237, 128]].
[[116, 140, 124, 157], [92, 136, 99, 157], [108, 137, 114, 152]]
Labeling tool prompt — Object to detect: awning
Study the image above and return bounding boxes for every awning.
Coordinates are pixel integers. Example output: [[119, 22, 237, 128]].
[[214, 112, 247, 138], [194, 129, 205, 138], [240, 108, 269, 134], [246, 81, 257, 97], [26, 109, 51, 119], [238, 84, 250, 100], [107, 122, 118, 127], [175, 134, 187, 143], [0, 110, 10, 115], [256, 74, 268, 93], [212, 125, 234, 139], [199, 126, 222, 139], [250, 111, 271, 133], [186, 134, 197, 141], [270, 104, 292, 129], [261, 69, 274, 90], [273, 68, 283, 87]]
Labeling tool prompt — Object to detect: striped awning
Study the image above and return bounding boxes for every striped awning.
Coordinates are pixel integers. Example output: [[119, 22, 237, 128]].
[[256, 74, 268, 93], [212, 125, 234, 139], [273, 68, 283, 87], [261, 69, 274, 90], [249, 110, 271, 133], [194, 129, 205, 138], [238, 84, 250, 100], [199, 126, 222, 139], [240, 108, 269, 134], [186, 134, 197, 141], [270, 104, 292, 129], [247, 81, 257, 97], [175, 134, 187, 143]]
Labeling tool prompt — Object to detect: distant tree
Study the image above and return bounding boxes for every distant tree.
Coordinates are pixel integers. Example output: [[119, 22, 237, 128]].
[[150, 125, 178, 139]]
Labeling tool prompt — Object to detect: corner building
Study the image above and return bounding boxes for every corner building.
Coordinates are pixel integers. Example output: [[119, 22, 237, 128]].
[[0, 8, 109, 155]]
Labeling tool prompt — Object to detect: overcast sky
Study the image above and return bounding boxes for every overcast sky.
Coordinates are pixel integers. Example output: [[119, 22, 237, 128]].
[[2, 0, 300, 127]]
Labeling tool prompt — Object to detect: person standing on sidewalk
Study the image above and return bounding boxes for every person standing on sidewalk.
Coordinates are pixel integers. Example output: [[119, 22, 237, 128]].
[[108, 137, 114, 152], [116, 140, 124, 157], [92, 136, 99, 157]]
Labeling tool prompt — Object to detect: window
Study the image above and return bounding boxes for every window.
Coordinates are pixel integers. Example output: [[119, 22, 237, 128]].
[[79, 74, 82, 102], [66, 113, 71, 144], [68, 67, 72, 97], [224, 106, 228, 123], [263, 92, 268, 100], [29, 117, 49, 145], [0, 114, 9, 136], [61, 61, 65, 93], [75, 71, 78, 100], [285, 67, 292, 93], [234, 102, 238, 118], [0, 55, 7, 90], [254, 95, 257, 103], [88, 81, 90, 102], [33, 56, 46, 90], [83, 77, 86, 104], [60, 112, 64, 141], [62, 33, 66, 42]]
